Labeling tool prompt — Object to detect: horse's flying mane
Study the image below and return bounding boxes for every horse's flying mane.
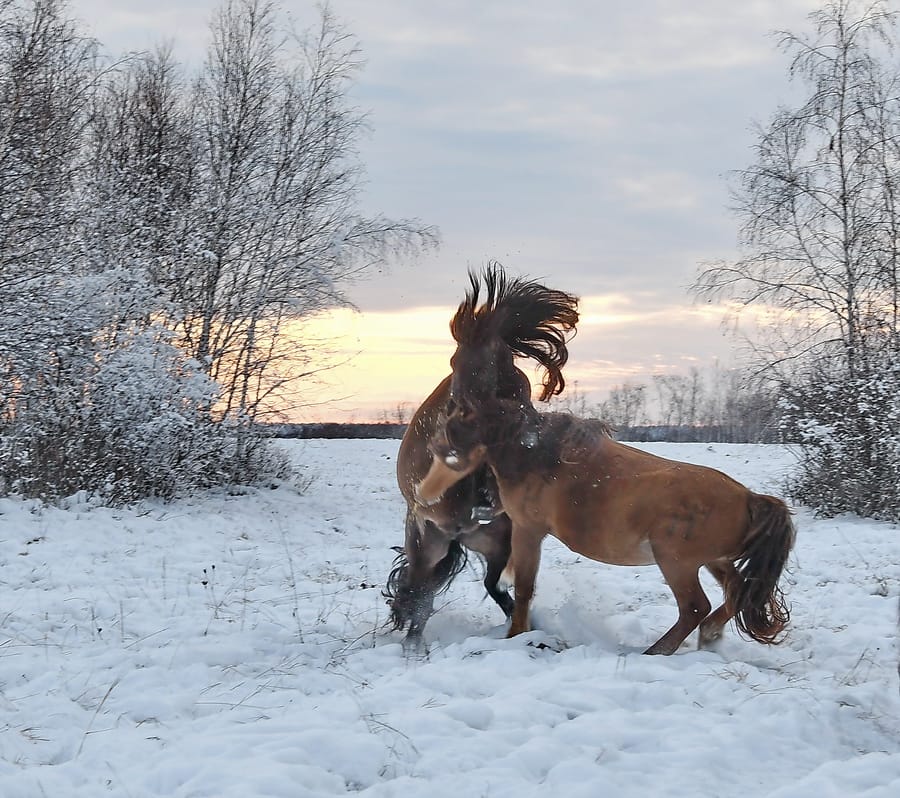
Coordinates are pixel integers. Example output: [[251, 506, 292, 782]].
[[449, 262, 580, 401]]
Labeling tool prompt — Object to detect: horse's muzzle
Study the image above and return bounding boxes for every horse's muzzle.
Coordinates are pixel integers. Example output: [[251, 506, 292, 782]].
[[414, 481, 441, 506]]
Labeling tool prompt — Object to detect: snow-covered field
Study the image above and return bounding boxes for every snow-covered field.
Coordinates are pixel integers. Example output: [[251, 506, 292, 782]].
[[1, 439, 898, 797]]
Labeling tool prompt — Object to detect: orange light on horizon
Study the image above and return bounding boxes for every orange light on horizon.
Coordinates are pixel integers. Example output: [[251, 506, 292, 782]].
[[288, 295, 739, 422], [290, 306, 460, 422]]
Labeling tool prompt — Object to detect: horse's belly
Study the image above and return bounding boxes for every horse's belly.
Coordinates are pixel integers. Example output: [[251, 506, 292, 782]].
[[554, 527, 656, 567], [616, 538, 656, 566]]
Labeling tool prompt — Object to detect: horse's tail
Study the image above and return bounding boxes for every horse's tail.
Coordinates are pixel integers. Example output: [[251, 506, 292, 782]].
[[729, 493, 796, 644]]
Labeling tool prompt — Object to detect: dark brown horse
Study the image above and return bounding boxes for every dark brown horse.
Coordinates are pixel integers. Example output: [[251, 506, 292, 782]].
[[385, 264, 579, 651]]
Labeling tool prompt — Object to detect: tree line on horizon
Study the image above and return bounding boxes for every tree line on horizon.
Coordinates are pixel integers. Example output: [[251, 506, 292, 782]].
[[341, 362, 781, 444], [551, 366, 781, 444]]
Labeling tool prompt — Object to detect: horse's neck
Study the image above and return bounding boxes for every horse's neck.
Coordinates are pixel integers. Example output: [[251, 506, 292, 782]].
[[485, 407, 545, 483], [498, 364, 531, 401]]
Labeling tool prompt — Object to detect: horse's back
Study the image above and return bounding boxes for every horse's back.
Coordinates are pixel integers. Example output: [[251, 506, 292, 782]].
[[521, 434, 758, 566]]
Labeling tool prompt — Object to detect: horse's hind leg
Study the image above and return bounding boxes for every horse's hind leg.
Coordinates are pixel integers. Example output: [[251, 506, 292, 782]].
[[483, 548, 514, 619], [698, 560, 740, 648], [644, 557, 711, 655], [462, 515, 514, 618]]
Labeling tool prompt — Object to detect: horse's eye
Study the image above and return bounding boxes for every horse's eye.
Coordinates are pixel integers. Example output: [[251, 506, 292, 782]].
[[446, 397, 457, 415], [445, 417, 462, 447], [458, 405, 476, 423]]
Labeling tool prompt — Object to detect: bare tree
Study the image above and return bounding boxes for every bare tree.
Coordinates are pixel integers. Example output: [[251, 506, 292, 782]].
[[0, 0, 95, 275], [0, 0, 99, 421], [84, 45, 196, 292], [600, 381, 646, 433], [171, 0, 437, 422], [84, 0, 437, 426], [694, 0, 899, 377], [379, 402, 413, 425], [701, 366, 780, 443], [0, 0, 435, 502], [547, 379, 593, 416], [651, 369, 703, 429]]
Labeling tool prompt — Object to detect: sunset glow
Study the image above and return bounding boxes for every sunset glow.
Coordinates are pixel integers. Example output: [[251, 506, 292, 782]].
[[293, 296, 739, 422], [292, 306, 457, 422]]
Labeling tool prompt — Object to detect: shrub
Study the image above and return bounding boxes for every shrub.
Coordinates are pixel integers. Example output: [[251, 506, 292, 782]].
[[782, 358, 900, 521], [0, 324, 290, 505]]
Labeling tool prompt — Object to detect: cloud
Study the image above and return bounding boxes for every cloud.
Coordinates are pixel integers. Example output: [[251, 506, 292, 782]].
[[65, 0, 825, 419], [615, 171, 702, 211], [69, 0, 214, 61]]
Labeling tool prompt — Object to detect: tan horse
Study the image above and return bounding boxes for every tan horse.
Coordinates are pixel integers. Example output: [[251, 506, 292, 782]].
[[385, 264, 579, 651], [416, 399, 795, 656]]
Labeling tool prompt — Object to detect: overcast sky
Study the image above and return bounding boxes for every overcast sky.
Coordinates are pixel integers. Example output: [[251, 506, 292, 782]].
[[67, 0, 822, 420]]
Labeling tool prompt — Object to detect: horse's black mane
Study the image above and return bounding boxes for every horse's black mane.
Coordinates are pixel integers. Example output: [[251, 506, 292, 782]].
[[452, 399, 613, 482], [540, 412, 614, 458], [449, 263, 579, 401]]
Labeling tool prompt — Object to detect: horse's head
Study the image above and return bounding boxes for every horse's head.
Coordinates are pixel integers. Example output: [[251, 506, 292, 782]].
[[384, 540, 468, 635], [448, 338, 516, 408], [447, 263, 579, 407], [417, 396, 543, 504], [415, 406, 488, 507]]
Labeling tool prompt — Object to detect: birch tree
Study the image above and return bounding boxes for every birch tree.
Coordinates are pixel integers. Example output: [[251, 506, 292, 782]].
[[176, 0, 437, 421], [694, 0, 900, 519], [1, 0, 435, 502], [86, 0, 437, 426], [0, 0, 98, 426]]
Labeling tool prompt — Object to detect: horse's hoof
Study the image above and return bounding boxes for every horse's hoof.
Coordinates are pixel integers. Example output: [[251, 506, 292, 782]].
[[698, 627, 724, 648], [505, 622, 532, 639], [642, 643, 676, 656], [401, 635, 428, 657]]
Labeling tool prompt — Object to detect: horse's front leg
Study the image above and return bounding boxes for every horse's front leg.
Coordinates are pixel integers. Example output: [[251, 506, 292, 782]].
[[460, 515, 514, 619], [507, 524, 543, 637], [388, 511, 452, 654]]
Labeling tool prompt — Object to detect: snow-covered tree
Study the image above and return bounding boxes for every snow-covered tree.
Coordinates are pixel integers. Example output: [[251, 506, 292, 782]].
[[0, 0, 99, 429], [85, 0, 437, 425], [171, 0, 436, 422], [2, 0, 428, 503], [780, 338, 900, 520], [694, 0, 900, 518]]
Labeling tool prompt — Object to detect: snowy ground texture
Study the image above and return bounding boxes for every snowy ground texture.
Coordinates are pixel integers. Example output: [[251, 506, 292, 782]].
[[1, 440, 899, 797]]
